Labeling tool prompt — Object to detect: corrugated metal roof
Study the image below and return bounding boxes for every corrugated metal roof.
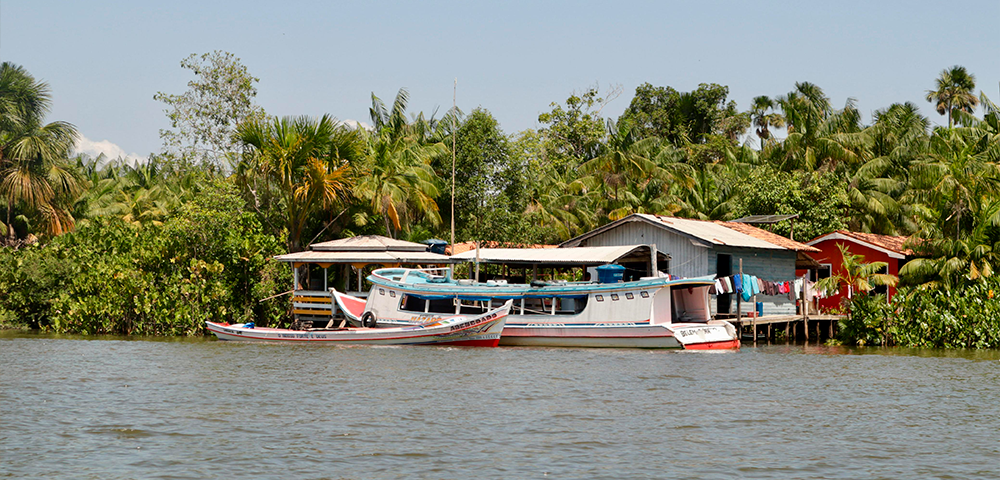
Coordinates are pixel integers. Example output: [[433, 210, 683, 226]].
[[274, 250, 457, 264], [309, 235, 428, 252], [639, 214, 785, 250], [561, 213, 819, 252], [451, 245, 658, 265]]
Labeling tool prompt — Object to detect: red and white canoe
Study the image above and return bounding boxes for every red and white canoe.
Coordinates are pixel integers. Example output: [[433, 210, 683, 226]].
[[205, 300, 510, 347]]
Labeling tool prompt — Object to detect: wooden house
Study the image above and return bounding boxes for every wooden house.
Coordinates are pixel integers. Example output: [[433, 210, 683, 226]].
[[560, 214, 820, 316], [802, 231, 912, 311]]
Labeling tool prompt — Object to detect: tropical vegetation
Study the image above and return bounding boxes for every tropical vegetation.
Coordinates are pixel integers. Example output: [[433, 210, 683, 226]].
[[2, 54, 1000, 348]]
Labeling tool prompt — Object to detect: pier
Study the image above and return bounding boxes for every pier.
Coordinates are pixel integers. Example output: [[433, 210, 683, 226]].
[[724, 314, 845, 345]]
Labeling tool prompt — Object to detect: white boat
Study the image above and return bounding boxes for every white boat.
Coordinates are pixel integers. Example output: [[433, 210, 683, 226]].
[[204, 300, 510, 347], [331, 267, 739, 349]]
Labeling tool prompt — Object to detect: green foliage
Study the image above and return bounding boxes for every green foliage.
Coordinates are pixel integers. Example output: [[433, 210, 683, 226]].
[[0, 180, 286, 335], [844, 280, 1000, 348], [154, 51, 266, 167], [536, 87, 609, 171], [619, 82, 739, 147], [452, 109, 539, 243], [726, 165, 847, 241]]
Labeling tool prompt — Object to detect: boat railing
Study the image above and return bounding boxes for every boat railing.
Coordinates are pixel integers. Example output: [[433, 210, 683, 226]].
[[388, 267, 453, 284]]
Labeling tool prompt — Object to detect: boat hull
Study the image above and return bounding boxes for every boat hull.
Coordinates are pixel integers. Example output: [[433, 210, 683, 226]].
[[205, 302, 509, 347], [497, 321, 739, 349]]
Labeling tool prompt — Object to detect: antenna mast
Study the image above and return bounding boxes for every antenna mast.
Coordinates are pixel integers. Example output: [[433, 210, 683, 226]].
[[451, 78, 457, 248]]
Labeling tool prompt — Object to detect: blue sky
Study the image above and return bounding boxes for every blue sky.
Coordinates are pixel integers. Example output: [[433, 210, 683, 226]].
[[2, 0, 998, 161]]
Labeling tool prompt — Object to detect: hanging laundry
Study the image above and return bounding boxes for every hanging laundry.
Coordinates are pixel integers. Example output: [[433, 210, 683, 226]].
[[732, 274, 742, 293]]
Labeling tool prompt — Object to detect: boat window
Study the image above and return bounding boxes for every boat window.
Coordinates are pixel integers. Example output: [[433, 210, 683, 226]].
[[399, 294, 456, 314], [378, 288, 385, 295], [611, 294, 619, 301], [625, 292, 634, 300], [640, 291, 649, 298], [400, 294, 422, 312], [520, 296, 588, 315], [389, 291, 396, 298], [595, 295, 604, 302], [426, 298, 455, 314]]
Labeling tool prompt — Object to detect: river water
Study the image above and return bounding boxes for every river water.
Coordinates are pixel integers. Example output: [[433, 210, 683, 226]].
[[2, 333, 999, 479]]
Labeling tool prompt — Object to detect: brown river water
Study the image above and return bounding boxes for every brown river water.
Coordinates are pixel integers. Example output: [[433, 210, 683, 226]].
[[2, 332, 999, 479]]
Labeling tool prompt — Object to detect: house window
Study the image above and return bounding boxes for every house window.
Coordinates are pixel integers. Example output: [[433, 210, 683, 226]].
[[873, 264, 889, 295], [815, 264, 832, 282]]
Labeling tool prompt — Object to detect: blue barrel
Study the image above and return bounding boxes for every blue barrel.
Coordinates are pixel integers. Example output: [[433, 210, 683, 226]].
[[756, 302, 763, 317], [595, 264, 625, 283]]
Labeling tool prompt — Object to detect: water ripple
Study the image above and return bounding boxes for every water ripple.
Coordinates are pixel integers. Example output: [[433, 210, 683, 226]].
[[2, 333, 999, 479]]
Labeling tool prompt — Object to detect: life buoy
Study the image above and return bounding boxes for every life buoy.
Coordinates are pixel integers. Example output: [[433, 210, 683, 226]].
[[361, 312, 377, 328]]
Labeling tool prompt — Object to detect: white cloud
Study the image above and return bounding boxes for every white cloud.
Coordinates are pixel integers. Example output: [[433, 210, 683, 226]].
[[73, 135, 147, 165], [340, 119, 373, 131]]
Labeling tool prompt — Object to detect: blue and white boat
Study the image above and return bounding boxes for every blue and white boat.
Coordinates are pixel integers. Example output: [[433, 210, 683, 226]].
[[332, 267, 739, 349]]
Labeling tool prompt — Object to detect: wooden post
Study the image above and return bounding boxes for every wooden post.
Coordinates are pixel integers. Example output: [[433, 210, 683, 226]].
[[736, 259, 743, 339], [802, 275, 809, 342], [752, 289, 758, 347], [650, 243, 658, 277]]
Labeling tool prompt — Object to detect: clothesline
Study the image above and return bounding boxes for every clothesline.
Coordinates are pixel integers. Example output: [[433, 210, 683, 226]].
[[711, 273, 826, 303]]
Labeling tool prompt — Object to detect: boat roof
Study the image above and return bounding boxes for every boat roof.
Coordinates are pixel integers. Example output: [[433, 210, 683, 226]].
[[274, 250, 458, 264], [309, 235, 429, 252], [450, 244, 665, 266]]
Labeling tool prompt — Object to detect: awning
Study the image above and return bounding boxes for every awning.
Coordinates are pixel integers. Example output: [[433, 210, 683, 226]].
[[274, 250, 458, 264], [451, 245, 667, 266]]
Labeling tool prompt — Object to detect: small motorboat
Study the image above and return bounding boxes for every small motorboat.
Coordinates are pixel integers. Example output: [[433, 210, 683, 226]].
[[205, 300, 511, 347]]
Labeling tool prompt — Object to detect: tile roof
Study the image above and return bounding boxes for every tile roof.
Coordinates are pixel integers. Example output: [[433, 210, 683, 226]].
[[714, 220, 821, 252], [830, 230, 913, 255], [446, 241, 557, 256]]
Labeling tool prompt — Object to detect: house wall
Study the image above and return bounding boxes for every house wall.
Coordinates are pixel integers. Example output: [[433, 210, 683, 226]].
[[712, 246, 798, 316], [574, 221, 799, 316], [803, 239, 899, 312], [577, 221, 710, 279]]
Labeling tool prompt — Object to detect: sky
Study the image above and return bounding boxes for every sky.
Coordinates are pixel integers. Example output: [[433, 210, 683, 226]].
[[2, 0, 998, 163]]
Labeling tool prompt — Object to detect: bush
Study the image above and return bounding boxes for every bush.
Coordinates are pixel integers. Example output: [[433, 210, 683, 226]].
[[0, 180, 288, 335], [844, 280, 1000, 348]]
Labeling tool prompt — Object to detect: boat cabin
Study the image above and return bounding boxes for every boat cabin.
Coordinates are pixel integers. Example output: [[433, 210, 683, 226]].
[[273, 235, 457, 327]]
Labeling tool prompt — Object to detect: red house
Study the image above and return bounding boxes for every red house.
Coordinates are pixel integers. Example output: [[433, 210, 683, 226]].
[[800, 231, 912, 312]]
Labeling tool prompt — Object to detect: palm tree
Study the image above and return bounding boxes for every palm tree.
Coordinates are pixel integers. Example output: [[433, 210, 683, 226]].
[[354, 89, 446, 238], [925, 66, 978, 128], [770, 86, 865, 172], [0, 62, 81, 241], [237, 114, 359, 251], [816, 243, 898, 302], [906, 127, 1000, 241], [749, 95, 785, 150], [579, 119, 672, 220]]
